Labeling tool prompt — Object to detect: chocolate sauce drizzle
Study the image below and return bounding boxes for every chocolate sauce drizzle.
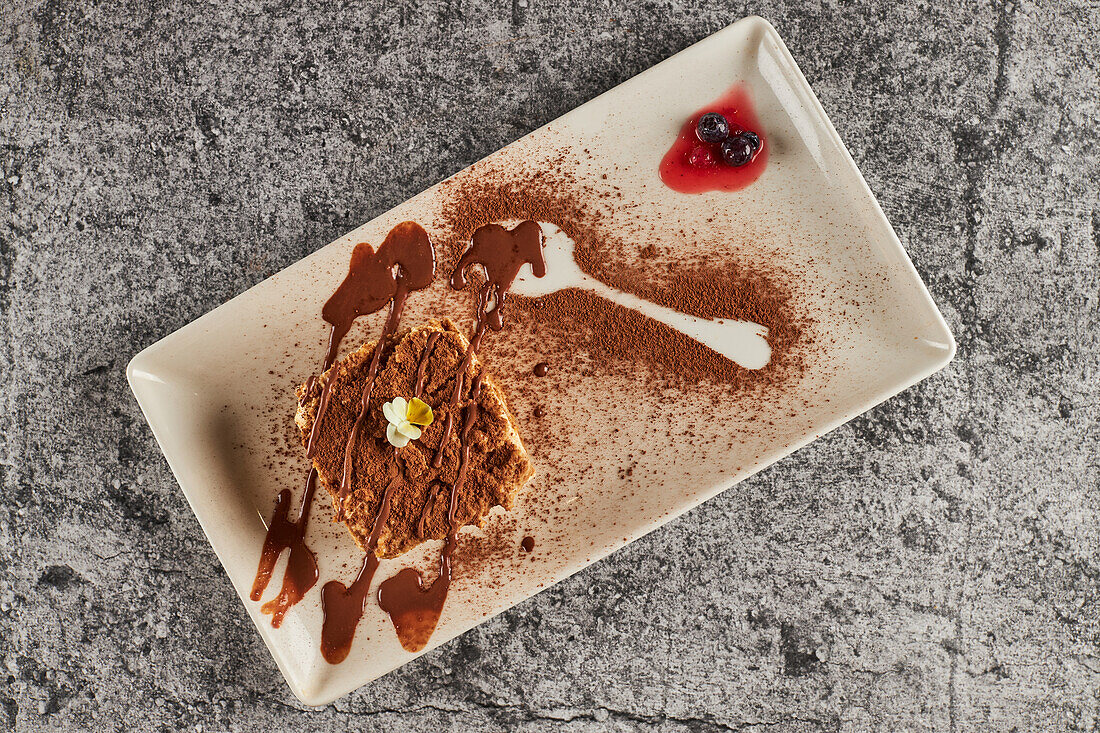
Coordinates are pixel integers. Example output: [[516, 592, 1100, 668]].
[[416, 484, 441, 539], [319, 315, 440, 662], [432, 221, 546, 468], [251, 222, 433, 629], [377, 373, 484, 652], [251, 319, 344, 626], [413, 333, 440, 540], [335, 223, 435, 505], [376, 220, 546, 653], [308, 220, 543, 661], [413, 331, 441, 397], [320, 460, 400, 664]]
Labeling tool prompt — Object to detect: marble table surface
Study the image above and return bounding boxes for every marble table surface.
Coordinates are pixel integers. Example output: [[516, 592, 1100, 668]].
[[2, 1, 1098, 730]]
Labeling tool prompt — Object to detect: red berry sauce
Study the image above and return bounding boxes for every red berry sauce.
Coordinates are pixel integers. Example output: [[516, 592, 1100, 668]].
[[659, 85, 767, 194]]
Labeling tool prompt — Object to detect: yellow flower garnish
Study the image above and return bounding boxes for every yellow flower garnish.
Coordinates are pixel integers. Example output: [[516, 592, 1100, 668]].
[[405, 397, 433, 426], [382, 396, 434, 448]]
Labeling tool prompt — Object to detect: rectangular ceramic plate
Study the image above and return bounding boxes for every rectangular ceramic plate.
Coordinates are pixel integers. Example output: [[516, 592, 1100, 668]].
[[127, 16, 954, 705]]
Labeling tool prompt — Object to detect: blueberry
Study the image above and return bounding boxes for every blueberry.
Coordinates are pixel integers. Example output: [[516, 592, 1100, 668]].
[[695, 113, 730, 144], [720, 135, 754, 167], [742, 130, 761, 151]]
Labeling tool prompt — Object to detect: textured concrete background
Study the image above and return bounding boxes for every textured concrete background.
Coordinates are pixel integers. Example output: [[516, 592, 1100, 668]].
[[2, 0, 1099, 730]]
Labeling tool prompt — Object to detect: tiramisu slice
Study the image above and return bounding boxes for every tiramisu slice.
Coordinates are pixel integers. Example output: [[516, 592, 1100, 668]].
[[295, 319, 534, 558]]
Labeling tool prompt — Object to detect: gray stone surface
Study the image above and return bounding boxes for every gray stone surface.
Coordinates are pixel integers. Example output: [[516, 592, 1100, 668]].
[[2, 0, 1098, 730]]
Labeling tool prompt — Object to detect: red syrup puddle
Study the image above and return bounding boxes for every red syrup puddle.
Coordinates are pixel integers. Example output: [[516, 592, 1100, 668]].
[[376, 220, 546, 653], [251, 221, 434, 629], [658, 84, 768, 194]]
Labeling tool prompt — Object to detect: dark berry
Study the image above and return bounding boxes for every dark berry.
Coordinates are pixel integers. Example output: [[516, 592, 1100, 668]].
[[695, 113, 729, 144], [720, 135, 754, 167], [741, 130, 761, 151], [688, 145, 717, 168]]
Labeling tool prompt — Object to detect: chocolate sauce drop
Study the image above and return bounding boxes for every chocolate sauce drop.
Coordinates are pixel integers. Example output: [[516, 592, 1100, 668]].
[[533, 361, 549, 377], [373, 565, 449, 654], [252, 222, 434, 629], [521, 536, 535, 552], [533, 406, 546, 418]]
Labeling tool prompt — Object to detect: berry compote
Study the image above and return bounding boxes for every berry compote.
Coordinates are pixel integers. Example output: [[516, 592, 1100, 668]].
[[659, 85, 767, 194]]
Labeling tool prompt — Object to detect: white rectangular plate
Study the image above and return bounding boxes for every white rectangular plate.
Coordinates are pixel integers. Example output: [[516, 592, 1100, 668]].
[[128, 16, 954, 705]]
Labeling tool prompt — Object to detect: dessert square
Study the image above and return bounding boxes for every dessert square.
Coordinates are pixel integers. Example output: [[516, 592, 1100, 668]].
[[295, 320, 534, 558]]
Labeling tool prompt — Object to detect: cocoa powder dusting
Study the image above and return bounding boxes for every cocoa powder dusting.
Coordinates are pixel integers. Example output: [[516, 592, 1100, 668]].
[[295, 321, 534, 559], [436, 159, 809, 389], [277, 143, 817, 659], [436, 159, 603, 273], [519, 268, 803, 390]]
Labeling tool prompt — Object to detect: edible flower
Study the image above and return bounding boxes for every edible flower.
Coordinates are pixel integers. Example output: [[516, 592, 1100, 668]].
[[382, 396, 434, 448]]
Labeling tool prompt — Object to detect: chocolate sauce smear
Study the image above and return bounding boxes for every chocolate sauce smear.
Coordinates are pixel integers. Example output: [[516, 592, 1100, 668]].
[[251, 222, 434, 630], [377, 219, 546, 652], [451, 220, 546, 330], [248, 473, 321, 627], [323, 223, 436, 348]]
